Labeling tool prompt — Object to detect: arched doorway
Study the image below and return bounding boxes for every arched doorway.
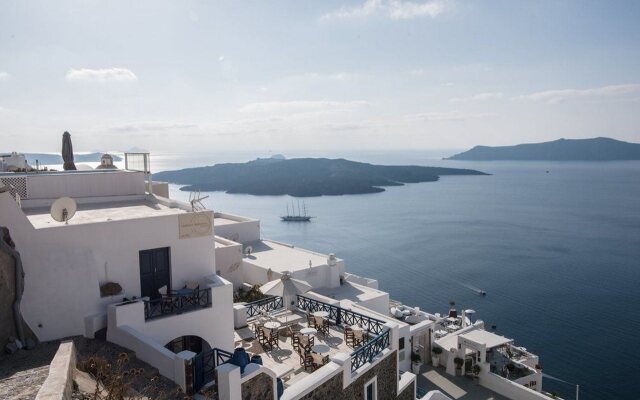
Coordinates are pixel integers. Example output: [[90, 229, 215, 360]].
[[165, 335, 211, 355]]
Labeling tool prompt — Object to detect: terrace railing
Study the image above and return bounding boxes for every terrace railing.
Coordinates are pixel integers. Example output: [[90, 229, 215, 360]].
[[350, 329, 391, 372], [193, 347, 233, 392], [296, 295, 386, 335], [143, 287, 212, 321], [296, 295, 392, 372], [245, 296, 284, 320]]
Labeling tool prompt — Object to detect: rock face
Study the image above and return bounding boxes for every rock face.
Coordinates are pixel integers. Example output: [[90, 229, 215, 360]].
[[154, 158, 487, 197], [446, 137, 640, 161], [0, 245, 17, 346]]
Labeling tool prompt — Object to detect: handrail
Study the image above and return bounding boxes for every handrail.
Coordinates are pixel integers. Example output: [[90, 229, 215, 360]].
[[245, 296, 284, 320], [296, 295, 386, 335], [296, 295, 391, 372], [350, 329, 391, 372], [193, 347, 232, 392], [143, 287, 212, 321]]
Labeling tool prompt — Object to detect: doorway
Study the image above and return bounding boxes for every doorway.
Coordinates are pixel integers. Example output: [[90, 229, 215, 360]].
[[139, 247, 171, 299]]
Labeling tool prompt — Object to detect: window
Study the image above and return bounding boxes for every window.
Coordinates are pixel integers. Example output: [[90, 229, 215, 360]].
[[399, 337, 405, 350], [364, 377, 377, 400]]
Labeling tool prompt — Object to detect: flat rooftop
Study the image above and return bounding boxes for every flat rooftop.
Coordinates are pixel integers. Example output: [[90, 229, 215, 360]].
[[244, 240, 334, 273], [314, 282, 387, 304], [24, 199, 188, 228]]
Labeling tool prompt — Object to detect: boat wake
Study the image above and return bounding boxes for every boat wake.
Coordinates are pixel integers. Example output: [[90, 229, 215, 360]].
[[459, 282, 487, 296]]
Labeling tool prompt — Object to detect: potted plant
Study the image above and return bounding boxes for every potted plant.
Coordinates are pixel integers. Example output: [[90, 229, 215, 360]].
[[411, 351, 422, 374], [472, 364, 481, 384], [432, 346, 443, 367], [454, 357, 464, 376]]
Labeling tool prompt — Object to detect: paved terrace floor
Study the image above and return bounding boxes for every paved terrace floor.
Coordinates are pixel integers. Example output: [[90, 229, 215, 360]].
[[234, 311, 359, 388], [417, 364, 508, 400]]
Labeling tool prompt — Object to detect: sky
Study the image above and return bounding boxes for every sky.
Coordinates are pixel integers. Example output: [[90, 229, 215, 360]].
[[1, 0, 640, 153]]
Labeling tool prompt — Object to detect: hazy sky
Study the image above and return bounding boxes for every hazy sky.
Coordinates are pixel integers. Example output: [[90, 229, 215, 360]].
[[1, 0, 640, 153]]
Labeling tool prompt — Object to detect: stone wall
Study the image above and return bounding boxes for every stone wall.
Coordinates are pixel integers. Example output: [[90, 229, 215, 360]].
[[297, 373, 343, 400], [298, 350, 402, 400], [241, 372, 274, 400], [343, 350, 398, 400], [397, 380, 416, 400]]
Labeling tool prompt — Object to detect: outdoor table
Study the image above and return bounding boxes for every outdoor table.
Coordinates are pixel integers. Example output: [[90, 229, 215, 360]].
[[300, 327, 317, 336], [351, 325, 363, 333], [264, 321, 282, 330], [313, 311, 329, 318], [311, 344, 330, 354]]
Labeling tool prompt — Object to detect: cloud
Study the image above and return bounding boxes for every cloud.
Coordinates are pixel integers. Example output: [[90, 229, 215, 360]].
[[517, 84, 640, 104], [450, 92, 503, 103], [0, 72, 9, 80], [107, 121, 197, 133], [66, 68, 138, 82], [321, 0, 447, 21], [239, 100, 369, 114], [404, 111, 497, 121]]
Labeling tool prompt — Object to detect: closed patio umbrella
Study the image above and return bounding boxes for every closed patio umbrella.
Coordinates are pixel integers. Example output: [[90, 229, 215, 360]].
[[259, 271, 312, 310], [62, 131, 76, 171]]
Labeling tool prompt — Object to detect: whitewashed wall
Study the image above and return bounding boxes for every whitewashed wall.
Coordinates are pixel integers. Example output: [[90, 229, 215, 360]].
[[108, 275, 234, 352], [213, 212, 260, 244], [0, 192, 218, 341], [26, 171, 146, 200], [215, 237, 244, 290]]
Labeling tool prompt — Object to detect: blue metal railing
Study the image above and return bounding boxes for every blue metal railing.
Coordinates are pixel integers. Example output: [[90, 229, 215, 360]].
[[296, 295, 391, 372], [245, 296, 284, 320], [193, 347, 233, 392], [296, 295, 386, 335], [350, 329, 391, 372], [143, 288, 211, 321]]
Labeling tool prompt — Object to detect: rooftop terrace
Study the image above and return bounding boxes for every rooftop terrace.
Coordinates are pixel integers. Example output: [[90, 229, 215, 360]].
[[244, 240, 336, 273], [234, 310, 358, 387], [24, 198, 188, 228]]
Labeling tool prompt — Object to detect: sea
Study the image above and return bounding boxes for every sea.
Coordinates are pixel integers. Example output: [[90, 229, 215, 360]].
[[50, 150, 640, 399]]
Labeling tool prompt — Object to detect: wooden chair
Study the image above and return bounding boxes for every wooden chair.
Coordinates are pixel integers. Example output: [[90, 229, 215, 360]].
[[291, 332, 300, 351], [253, 321, 264, 337], [344, 326, 355, 347], [316, 317, 330, 335], [300, 334, 314, 351], [261, 327, 279, 350], [299, 347, 314, 371], [353, 329, 364, 347], [311, 352, 328, 368], [307, 313, 317, 328], [157, 285, 174, 313]]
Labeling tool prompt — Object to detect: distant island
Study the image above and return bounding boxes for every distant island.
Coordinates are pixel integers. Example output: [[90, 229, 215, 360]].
[[15, 152, 123, 165], [154, 157, 488, 197], [445, 137, 640, 161]]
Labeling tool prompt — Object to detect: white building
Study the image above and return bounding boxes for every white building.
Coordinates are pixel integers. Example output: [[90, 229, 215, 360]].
[[0, 152, 29, 172], [0, 155, 551, 400]]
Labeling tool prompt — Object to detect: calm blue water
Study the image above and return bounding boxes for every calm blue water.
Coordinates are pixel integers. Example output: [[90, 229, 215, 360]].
[[157, 151, 640, 400]]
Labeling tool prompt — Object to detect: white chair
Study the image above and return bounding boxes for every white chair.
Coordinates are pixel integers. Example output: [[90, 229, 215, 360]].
[[158, 285, 167, 296]]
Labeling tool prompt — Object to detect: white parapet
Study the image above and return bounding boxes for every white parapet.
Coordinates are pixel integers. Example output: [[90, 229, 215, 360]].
[[35, 341, 76, 400]]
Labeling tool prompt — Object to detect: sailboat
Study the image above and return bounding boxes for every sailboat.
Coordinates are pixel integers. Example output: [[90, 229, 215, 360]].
[[281, 200, 313, 222]]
